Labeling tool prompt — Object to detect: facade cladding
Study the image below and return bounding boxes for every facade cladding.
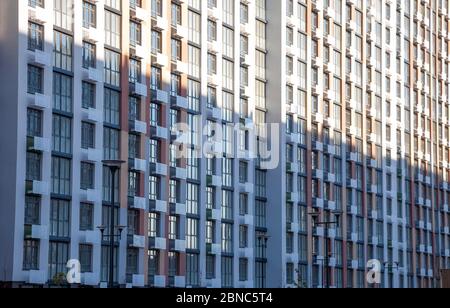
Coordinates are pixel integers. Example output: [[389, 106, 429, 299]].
[[0, 0, 450, 289]]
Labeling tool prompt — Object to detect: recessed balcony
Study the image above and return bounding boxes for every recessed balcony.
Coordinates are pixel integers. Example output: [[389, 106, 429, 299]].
[[27, 136, 50, 153], [25, 180, 49, 196], [149, 200, 168, 213], [128, 234, 146, 249], [128, 196, 146, 211], [24, 224, 49, 240], [27, 49, 51, 67], [27, 93, 51, 109]]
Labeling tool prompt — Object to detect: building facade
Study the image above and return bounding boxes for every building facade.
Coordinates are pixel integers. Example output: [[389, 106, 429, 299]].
[[0, 0, 450, 289]]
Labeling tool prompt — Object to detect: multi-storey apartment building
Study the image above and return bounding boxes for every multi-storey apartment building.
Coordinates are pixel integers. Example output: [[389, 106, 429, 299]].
[[0, 0, 449, 289]]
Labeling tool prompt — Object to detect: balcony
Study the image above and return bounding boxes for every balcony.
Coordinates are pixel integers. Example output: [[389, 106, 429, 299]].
[[27, 136, 50, 153], [27, 49, 51, 67], [239, 214, 254, 226], [153, 275, 166, 288], [28, 270, 46, 285], [129, 120, 148, 135], [25, 180, 49, 196], [128, 234, 146, 249], [129, 82, 148, 97], [239, 247, 254, 259], [129, 158, 147, 173], [172, 61, 188, 75], [149, 200, 167, 213], [207, 41, 220, 54], [170, 167, 187, 180], [128, 196, 146, 210], [170, 239, 186, 252], [127, 274, 145, 288], [151, 89, 169, 104], [313, 198, 324, 209], [81, 148, 102, 162], [312, 141, 324, 152], [347, 205, 358, 215], [346, 178, 358, 189], [174, 276, 186, 288], [206, 175, 221, 187], [286, 192, 299, 203], [82, 27, 101, 42], [207, 107, 222, 121], [149, 237, 166, 250], [81, 189, 101, 203], [170, 203, 186, 216], [172, 25, 188, 39], [312, 169, 323, 179], [82, 67, 102, 83], [324, 200, 337, 211], [82, 107, 103, 123], [81, 273, 98, 286], [206, 243, 221, 255], [150, 162, 168, 177], [80, 230, 101, 245], [346, 152, 358, 162], [152, 53, 169, 67], [170, 95, 188, 110], [132, 6, 149, 21], [313, 226, 324, 237], [347, 260, 359, 270], [24, 224, 49, 240], [152, 16, 168, 31], [150, 125, 168, 140], [206, 208, 221, 221], [286, 222, 299, 233], [286, 162, 299, 173], [369, 236, 379, 246], [27, 93, 51, 109]]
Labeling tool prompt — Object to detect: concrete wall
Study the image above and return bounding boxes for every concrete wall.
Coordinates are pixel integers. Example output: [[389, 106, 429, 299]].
[[0, 0, 19, 283]]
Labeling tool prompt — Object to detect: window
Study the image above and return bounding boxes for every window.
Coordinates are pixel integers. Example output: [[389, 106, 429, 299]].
[[51, 157, 71, 196], [103, 127, 119, 159], [25, 196, 41, 225], [104, 88, 120, 126], [186, 254, 199, 287], [221, 256, 233, 288], [239, 225, 248, 248], [80, 162, 95, 190], [54, 0, 73, 30], [53, 31, 73, 71], [80, 203, 93, 231], [130, 21, 142, 46], [239, 258, 248, 281], [52, 114, 72, 154], [53, 72, 72, 112], [129, 58, 141, 83], [81, 122, 95, 149], [27, 108, 42, 137], [26, 152, 41, 181], [82, 41, 96, 69], [105, 10, 121, 48], [104, 48, 120, 86], [82, 82, 95, 109], [50, 199, 70, 237], [79, 244, 93, 273], [27, 65, 43, 94], [28, 22, 44, 51], [48, 241, 69, 280], [83, 1, 96, 28], [23, 240, 39, 270]]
